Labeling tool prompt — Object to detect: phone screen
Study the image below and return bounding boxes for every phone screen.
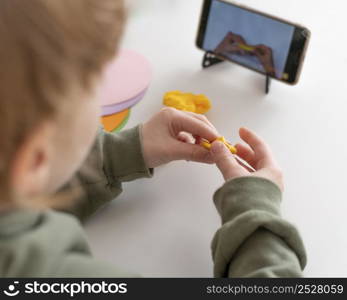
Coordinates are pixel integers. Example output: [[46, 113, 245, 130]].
[[198, 0, 309, 83]]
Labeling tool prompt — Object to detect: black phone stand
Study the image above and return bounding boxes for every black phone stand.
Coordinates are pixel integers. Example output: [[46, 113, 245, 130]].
[[202, 51, 271, 94]]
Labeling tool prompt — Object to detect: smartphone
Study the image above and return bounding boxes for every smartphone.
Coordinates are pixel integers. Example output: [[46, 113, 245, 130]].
[[196, 0, 310, 85]]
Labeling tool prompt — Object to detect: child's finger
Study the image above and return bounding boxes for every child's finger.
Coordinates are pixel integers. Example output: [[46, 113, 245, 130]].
[[184, 111, 217, 132], [234, 155, 256, 172], [171, 111, 219, 142], [235, 143, 256, 167], [193, 135, 203, 146], [177, 132, 194, 143], [210, 141, 244, 180], [175, 142, 215, 164], [239, 127, 275, 168]]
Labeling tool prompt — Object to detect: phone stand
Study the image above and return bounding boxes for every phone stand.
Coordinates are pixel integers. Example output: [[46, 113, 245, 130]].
[[202, 51, 271, 94]]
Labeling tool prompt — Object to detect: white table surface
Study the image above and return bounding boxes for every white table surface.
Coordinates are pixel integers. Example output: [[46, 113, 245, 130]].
[[85, 0, 347, 277]]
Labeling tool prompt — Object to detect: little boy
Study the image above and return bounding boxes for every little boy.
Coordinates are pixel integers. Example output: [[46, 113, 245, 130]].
[[0, 0, 306, 277]]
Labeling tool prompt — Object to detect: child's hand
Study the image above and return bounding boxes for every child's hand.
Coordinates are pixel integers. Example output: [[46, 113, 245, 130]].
[[141, 107, 219, 168], [210, 127, 284, 191]]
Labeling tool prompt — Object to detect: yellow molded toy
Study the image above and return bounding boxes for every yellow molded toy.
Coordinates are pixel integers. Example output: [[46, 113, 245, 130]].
[[237, 43, 256, 52], [163, 91, 211, 114], [200, 137, 237, 154]]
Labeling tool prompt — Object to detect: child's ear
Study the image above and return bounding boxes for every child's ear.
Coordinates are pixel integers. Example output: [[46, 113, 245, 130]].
[[10, 121, 55, 198]]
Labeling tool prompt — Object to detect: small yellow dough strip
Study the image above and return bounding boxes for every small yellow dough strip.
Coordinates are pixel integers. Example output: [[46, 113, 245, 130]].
[[200, 137, 237, 154], [237, 43, 256, 52]]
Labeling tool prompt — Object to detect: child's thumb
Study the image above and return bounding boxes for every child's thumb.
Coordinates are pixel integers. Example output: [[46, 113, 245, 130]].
[[211, 141, 239, 179]]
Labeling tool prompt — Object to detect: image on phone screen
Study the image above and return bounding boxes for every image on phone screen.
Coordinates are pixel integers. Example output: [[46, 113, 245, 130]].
[[199, 0, 307, 82]]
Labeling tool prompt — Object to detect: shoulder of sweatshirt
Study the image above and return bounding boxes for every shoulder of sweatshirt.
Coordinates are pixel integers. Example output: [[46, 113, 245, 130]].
[[0, 209, 136, 277]]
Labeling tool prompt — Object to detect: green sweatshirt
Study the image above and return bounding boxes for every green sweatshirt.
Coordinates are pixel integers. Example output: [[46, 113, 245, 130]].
[[0, 125, 306, 277]]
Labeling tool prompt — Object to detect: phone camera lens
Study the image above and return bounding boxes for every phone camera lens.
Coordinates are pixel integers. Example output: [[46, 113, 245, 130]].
[[301, 29, 309, 38]]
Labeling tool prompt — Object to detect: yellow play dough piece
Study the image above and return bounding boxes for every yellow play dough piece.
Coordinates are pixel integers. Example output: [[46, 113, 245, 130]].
[[163, 91, 211, 114], [200, 136, 237, 154], [238, 43, 256, 52]]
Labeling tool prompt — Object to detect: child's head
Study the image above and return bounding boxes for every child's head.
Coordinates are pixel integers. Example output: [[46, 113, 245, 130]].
[[0, 0, 125, 208]]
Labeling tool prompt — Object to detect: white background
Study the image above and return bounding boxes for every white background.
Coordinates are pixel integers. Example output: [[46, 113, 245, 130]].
[[85, 0, 347, 277]]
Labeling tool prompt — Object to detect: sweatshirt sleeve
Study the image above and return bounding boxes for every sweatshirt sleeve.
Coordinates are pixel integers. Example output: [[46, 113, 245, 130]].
[[211, 177, 307, 278], [60, 125, 153, 221]]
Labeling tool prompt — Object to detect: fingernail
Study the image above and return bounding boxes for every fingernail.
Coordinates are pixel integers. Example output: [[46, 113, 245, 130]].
[[211, 141, 224, 153]]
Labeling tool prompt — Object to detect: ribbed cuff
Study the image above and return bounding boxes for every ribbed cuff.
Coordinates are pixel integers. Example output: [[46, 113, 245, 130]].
[[103, 125, 154, 182], [213, 177, 282, 224]]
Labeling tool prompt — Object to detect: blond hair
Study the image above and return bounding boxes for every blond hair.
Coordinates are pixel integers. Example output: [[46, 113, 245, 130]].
[[0, 0, 125, 201]]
